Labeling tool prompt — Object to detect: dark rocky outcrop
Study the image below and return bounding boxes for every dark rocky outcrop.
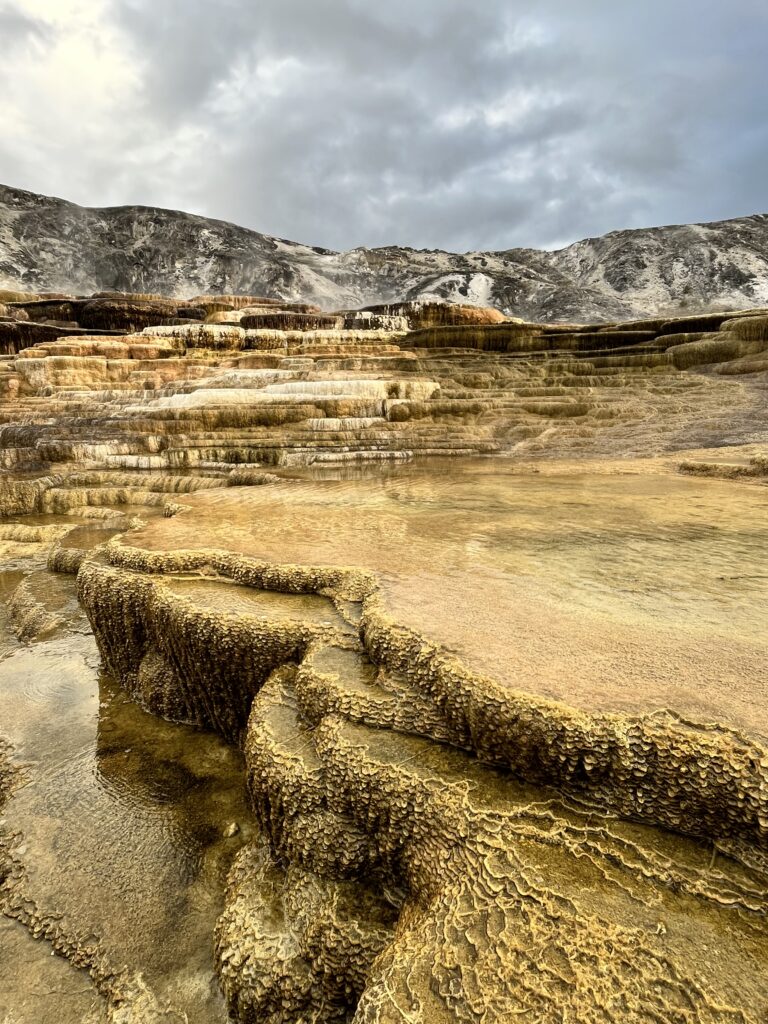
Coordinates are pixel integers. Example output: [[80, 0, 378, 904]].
[[240, 311, 343, 331]]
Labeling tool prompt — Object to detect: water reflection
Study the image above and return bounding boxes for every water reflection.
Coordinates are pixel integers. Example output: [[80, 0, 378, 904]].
[[0, 576, 252, 1023]]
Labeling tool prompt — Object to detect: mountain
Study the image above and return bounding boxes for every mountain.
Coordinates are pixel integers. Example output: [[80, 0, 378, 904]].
[[2, 183, 768, 322]]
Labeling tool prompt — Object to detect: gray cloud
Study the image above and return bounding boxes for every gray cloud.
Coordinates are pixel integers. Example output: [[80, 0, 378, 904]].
[[1, 0, 766, 251], [0, 4, 46, 41]]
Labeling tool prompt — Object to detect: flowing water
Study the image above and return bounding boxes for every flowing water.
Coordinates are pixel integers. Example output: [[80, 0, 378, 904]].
[[1, 459, 767, 1020]]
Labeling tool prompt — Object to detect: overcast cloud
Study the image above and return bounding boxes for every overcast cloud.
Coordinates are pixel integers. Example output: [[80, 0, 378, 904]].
[[1, 0, 766, 251]]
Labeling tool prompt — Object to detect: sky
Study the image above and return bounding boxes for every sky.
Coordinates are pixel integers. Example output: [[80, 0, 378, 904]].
[[1, 0, 767, 252]]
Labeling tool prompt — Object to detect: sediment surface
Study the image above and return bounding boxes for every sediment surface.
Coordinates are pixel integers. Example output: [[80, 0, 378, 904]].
[[1, 290, 767, 1022]]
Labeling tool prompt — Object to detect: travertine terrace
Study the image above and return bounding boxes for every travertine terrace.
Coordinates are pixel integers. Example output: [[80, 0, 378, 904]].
[[1, 289, 767, 1022], [1, 290, 767, 488]]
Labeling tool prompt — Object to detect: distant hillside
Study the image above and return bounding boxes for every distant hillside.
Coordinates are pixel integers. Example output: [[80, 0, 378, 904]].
[[2, 183, 767, 321]]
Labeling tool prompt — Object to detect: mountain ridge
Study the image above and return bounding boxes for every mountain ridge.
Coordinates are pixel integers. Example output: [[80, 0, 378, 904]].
[[2, 182, 768, 321]]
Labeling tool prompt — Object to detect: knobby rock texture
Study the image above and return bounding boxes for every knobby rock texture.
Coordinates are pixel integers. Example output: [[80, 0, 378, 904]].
[[75, 540, 768, 1023]]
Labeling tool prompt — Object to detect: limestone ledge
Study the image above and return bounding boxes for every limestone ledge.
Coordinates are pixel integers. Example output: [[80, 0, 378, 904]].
[[0, 468, 273, 518], [78, 540, 768, 843], [75, 537, 768, 1024], [2, 303, 767, 482]]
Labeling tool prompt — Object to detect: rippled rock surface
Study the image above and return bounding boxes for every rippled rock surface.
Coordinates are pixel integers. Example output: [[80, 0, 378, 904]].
[[0, 289, 767, 1022]]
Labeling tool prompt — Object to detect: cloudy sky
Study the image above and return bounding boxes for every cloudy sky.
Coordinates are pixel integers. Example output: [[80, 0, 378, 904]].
[[1, 0, 766, 252]]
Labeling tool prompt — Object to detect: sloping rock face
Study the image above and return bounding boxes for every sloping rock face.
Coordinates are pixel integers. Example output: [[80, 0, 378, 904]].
[[3, 184, 768, 320]]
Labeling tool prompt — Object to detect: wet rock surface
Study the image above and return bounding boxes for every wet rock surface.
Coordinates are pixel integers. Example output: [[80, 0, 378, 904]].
[[0, 518, 254, 1022], [0, 288, 767, 1022], [72, 527, 768, 1023]]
